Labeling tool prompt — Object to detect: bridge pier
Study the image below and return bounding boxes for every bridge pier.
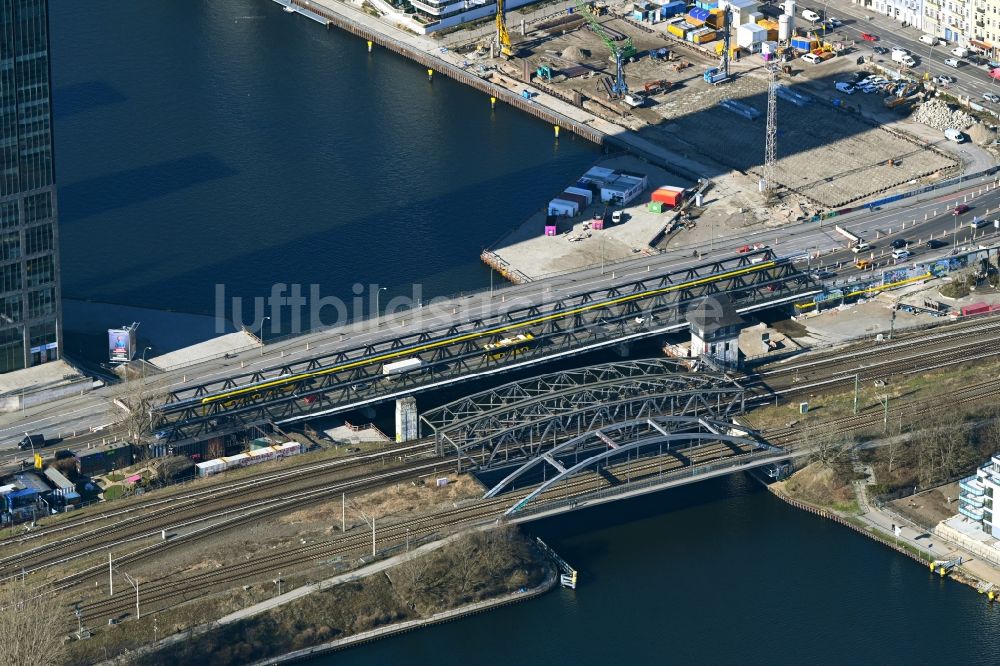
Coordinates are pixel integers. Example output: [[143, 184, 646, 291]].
[[395, 397, 418, 443]]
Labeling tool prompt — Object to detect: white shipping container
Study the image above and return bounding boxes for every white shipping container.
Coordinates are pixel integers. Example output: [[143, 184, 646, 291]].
[[548, 198, 579, 216], [737, 23, 766, 49], [247, 448, 277, 464], [223, 453, 249, 469], [382, 358, 424, 375], [276, 441, 302, 457], [196, 459, 227, 477]]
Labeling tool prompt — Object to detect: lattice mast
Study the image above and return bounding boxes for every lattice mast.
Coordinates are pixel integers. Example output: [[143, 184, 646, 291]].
[[762, 60, 778, 202]]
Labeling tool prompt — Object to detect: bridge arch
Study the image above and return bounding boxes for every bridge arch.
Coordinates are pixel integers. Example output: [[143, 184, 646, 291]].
[[482, 415, 780, 516]]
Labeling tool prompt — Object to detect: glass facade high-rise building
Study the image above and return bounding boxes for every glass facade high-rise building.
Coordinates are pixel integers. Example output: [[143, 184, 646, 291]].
[[0, 0, 61, 372]]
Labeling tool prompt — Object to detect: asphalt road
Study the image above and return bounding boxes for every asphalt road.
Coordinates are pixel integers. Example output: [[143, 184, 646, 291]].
[[803, 0, 1000, 107], [3, 171, 999, 456]]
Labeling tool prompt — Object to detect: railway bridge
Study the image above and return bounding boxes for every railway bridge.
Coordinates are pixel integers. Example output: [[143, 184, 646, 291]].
[[151, 248, 818, 448], [419, 360, 788, 519]]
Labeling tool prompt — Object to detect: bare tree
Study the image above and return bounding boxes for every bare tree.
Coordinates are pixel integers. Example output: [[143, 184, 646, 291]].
[[109, 375, 164, 444], [802, 424, 850, 468], [392, 552, 437, 609], [0, 581, 68, 666]]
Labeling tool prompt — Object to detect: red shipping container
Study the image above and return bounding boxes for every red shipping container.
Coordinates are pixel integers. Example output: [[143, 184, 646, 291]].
[[961, 302, 990, 316], [560, 192, 589, 208], [651, 188, 682, 206]]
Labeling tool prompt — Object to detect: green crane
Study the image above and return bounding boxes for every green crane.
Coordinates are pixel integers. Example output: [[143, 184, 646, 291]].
[[576, 2, 634, 95]]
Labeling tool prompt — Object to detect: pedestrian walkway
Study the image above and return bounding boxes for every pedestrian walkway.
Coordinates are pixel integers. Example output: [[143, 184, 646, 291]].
[[853, 470, 1000, 588]]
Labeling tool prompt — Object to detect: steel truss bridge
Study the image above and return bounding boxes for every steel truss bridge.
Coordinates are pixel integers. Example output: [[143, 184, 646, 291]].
[[420, 358, 746, 471], [482, 415, 788, 518], [152, 248, 816, 443]]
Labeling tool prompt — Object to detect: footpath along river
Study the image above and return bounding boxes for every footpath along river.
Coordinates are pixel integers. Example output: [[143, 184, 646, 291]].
[[48, 2, 1000, 662]]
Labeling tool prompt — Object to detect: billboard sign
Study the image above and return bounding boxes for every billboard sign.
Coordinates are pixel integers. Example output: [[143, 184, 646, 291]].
[[108, 328, 134, 363]]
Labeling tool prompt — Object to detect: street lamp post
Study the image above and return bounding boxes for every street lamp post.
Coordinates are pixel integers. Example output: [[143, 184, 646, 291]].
[[259, 316, 271, 357], [141, 346, 152, 380], [376, 287, 388, 325]]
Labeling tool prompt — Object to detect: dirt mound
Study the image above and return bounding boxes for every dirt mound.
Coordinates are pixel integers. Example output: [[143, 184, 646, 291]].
[[967, 122, 995, 146], [781, 462, 854, 506], [560, 45, 589, 62]]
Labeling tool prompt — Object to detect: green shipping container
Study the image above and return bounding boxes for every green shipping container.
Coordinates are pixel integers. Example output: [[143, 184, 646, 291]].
[[648, 201, 664, 213]]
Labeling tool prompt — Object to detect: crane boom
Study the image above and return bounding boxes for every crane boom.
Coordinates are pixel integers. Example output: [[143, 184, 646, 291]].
[[576, 1, 634, 96]]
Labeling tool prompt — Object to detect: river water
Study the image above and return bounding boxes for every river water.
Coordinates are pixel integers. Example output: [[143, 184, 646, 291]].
[[48, 1, 999, 662]]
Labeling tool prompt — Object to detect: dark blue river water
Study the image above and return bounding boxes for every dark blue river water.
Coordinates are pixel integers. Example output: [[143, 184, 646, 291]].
[[48, 1, 999, 663], [50, 0, 601, 357]]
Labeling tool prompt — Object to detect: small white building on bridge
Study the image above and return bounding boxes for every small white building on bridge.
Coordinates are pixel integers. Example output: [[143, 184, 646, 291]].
[[685, 294, 745, 370]]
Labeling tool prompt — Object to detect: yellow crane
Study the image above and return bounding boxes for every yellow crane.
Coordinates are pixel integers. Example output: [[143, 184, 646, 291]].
[[496, 0, 513, 58]]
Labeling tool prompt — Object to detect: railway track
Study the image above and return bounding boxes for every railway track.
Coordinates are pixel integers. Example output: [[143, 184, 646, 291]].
[[71, 440, 750, 624], [23, 313, 1000, 627], [760, 375, 1000, 445], [0, 442, 439, 578]]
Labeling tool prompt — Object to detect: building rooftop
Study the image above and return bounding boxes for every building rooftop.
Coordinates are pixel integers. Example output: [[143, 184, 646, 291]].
[[686, 294, 745, 334], [13, 472, 51, 494], [0, 359, 86, 396], [43, 466, 74, 491]]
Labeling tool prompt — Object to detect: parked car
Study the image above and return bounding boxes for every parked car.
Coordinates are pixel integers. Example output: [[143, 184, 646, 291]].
[[861, 32, 879, 41], [952, 46, 969, 57], [835, 81, 855, 94], [890, 239, 908, 249], [802, 53, 822, 64]]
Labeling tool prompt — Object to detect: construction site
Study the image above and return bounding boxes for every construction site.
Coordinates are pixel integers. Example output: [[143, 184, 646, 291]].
[[470, 1, 964, 203], [450, 0, 981, 276]]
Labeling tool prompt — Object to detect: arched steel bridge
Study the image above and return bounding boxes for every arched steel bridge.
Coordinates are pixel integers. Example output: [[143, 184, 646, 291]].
[[481, 415, 787, 518], [420, 358, 746, 471]]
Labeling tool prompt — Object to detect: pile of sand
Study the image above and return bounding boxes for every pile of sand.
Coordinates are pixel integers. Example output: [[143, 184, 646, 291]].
[[561, 45, 588, 62], [967, 122, 995, 146]]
